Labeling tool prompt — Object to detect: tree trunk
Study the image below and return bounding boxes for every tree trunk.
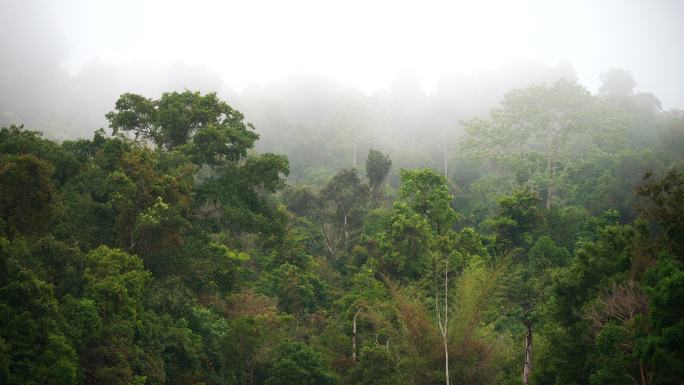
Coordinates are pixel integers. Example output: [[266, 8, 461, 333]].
[[436, 255, 450, 385], [639, 360, 650, 385], [444, 256, 450, 385], [352, 309, 360, 362], [353, 143, 357, 169], [546, 154, 553, 210], [344, 214, 349, 252], [321, 226, 336, 259], [444, 331, 450, 385], [249, 364, 254, 385], [523, 323, 533, 385]]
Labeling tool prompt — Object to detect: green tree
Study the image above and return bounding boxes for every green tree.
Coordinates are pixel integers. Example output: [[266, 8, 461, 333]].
[[491, 189, 569, 385], [392, 168, 458, 384], [0, 125, 80, 185], [599, 68, 636, 96], [365, 149, 392, 200], [258, 263, 328, 320], [106, 91, 257, 151], [264, 341, 336, 385], [81, 246, 150, 385], [637, 168, 684, 258], [397, 168, 457, 235], [0, 154, 54, 236], [105, 91, 290, 239], [376, 202, 433, 279], [351, 345, 400, 385], [0, 242, 77, 385], [463, 79, 625, 209], [319, 169, 370, 257], [490, 188, 540, 255], [643, 259, 684, 385]]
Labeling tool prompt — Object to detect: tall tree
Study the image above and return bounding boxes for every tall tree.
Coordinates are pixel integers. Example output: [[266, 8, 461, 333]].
[[365, 149, 392, 199], [462, 79, 625, 209], [319, 169, 369, 256], [491, 189, 566, 385], [637, 168, 684, 258], [0, 154, 54, 236], [106, 91, 290, 237], [106, 91, 257, 151], [398, 168, 457, 235], [599, 68, 636, 96], [398, 168, 457, 385]]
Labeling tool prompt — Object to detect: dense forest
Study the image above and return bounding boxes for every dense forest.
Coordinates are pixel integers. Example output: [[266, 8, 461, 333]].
[[1, 68, 683, 385]]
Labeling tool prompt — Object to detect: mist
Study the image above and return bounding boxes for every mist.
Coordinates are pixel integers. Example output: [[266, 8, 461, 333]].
[[1, 0, 683, 174]]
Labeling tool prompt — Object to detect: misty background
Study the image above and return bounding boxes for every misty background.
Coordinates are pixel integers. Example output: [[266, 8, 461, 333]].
[[1, 0, 683, 180]]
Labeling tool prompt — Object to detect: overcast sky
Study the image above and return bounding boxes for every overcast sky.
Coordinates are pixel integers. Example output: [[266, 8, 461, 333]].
[[3, 0, 684, 108]]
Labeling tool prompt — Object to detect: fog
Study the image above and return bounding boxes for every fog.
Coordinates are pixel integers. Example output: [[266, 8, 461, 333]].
[[1, 0, 683, 159]]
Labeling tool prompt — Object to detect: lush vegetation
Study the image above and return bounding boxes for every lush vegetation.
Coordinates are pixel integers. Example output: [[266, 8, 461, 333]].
[[1, 70, 683, 385]]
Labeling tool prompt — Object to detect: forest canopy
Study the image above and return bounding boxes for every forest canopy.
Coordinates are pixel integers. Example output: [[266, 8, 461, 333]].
[[1, 73, 683, 385]]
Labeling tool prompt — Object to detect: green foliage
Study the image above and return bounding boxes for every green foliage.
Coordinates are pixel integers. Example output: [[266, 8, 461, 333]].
[[39, 334, 79, 385], [106, 91, 256, 151], [0, 154, 54, 236], [258, 263, 328, 319], [193, 153, 289, 236], [376, 202, 432, 278], [0, 248, 66, 385], [81, 246, 149, 385], [642, 258, 684, 384], [282, 185, 319, 218], [0, 124, 80, 184], [490, 188, 539, 255], [529, 236, 571, 271], [351, 345, 400, 385], [637, 167, 684, 258], [398, 168, 457, 234], [365, 149, 392, 191], [358, 168, 460, 279], [449, 258, 512, 385], [462, 79, 626, 209], [264, 341, 336, 385], [320, 169, 370, 230], [106, 91, 289, 239], [1, 78, 683, 385]]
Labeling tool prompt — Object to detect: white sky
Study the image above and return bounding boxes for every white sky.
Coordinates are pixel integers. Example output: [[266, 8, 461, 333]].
[[16, 0, 684, 107]]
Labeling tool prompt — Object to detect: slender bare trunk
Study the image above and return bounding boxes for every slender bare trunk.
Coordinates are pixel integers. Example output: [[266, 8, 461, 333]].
[[436, 255, 450, 385], [444, 332, 450, 385], [353, 143, 357, 169], [352, 309, 360, 362], [639, 360, 650, 385], [546, 154, 552, 210], [321, 226, 336, 259], [523, 323, 533, 385], [344, 214, 349, 252], [444, 146, 448, 178], [444, 256, 450, 385]]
